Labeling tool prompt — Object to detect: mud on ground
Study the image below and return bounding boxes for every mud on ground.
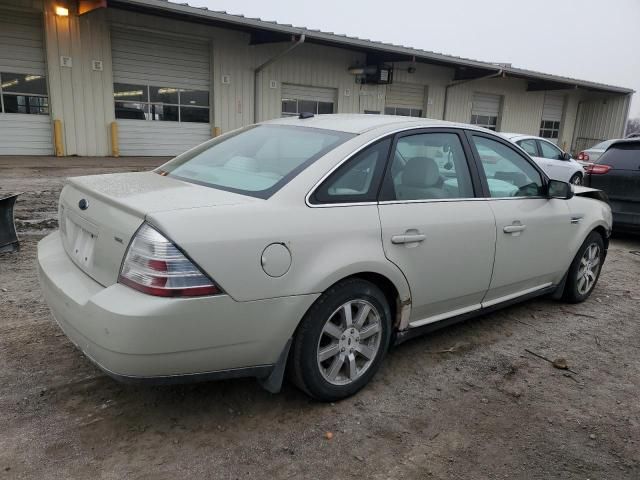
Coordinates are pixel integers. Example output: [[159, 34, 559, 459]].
[[0, 157, 639, 479]]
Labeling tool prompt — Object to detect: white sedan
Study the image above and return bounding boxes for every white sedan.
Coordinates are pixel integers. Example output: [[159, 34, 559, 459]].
[[501, 133, 585, 185], [38, 114, 612, 401]]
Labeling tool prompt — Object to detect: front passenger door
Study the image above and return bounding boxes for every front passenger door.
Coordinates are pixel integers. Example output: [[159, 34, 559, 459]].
[[377, 130, 496, 326], [469, 133, 573, 306]]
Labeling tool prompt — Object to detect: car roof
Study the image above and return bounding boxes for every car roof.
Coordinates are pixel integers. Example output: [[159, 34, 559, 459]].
[[500, 133, 553, 143], [606, 138, 640, 149], [263, 113, 496, 135]]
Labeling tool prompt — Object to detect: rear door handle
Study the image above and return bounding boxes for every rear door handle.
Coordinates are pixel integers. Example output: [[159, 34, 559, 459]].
[[391, 233, 426, 244], [503, 225, 527, 234]]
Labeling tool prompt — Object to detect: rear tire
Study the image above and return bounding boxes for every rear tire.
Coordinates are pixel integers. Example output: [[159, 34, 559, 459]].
[[570, 173, 583, 185], [563, 231, 604, 303], [290, 278, 392, 401]]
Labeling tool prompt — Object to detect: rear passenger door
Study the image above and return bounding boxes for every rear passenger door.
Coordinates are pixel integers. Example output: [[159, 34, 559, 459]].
[[377, 129, 496, 326]]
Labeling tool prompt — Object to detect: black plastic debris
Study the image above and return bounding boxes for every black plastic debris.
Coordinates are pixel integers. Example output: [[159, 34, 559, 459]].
[[0, 193, 21, 253]]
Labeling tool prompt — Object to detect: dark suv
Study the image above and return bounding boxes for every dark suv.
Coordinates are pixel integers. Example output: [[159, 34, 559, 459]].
[[586, 139, 640, 232]]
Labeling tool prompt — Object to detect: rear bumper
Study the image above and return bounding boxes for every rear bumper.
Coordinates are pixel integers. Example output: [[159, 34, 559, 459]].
[[37, 231, 318, 381]]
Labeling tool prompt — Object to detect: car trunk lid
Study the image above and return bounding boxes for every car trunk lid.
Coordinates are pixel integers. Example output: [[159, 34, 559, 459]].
[[59, 171, 254, 287]]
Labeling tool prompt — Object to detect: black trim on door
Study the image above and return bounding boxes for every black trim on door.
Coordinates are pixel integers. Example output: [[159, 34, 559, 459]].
[[377, 128, 485, 202], [463, 129, 551, 198]]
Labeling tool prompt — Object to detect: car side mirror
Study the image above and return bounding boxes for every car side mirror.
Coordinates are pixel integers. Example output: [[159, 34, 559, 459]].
[[562, 152, 571, 160], [547, 179, 573, 199]]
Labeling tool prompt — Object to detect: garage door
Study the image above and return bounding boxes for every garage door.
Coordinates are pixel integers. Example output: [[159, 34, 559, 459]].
[[281, 84, 336, 116], [111, 27, 211, 156], [539, 94, 564, 143], [470, 93, 501, 131], [385, 83, 425, 117], [0, 9, 53, 155]]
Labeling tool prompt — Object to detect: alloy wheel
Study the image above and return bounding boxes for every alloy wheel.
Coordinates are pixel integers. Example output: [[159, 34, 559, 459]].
[[577, 243, 601, 295], [571, 174, 583, 185], [316, 300, 382, 386]]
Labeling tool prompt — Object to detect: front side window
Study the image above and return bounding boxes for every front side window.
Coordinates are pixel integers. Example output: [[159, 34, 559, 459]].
[[114, 83, 209, 123], [384, 106, 422, 117], [0, 72, 49, 115], [472, 135, 544, 198], [539, 120, 560, 140], [281, 98, 334, 117], [517, 139, 539, 156], [312, 139, 391, 204], [538, 140, 563, 160], [384, 132, 474, 201], [158, 125, 354, 198]]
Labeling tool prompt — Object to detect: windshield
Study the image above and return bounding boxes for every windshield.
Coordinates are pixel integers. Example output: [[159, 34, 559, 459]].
[[158, 125, 354, 198]]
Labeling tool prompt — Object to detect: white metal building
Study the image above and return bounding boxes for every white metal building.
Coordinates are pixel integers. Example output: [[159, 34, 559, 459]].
[[0, 0, 634, 157]]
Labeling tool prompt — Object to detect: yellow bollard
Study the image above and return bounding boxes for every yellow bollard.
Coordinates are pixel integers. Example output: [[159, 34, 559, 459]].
[[110, 121, 120, 157], [53, 119, 64, 156]]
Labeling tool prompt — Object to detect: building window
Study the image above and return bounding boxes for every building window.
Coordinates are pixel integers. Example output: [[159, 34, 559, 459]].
[[384, 106, 422, 117], [114, 83, 209, 123], [470, 114, 498, 131], [281, 98, 334, 116], [0, 72, 49, 115], [539, 120, 560, 140]]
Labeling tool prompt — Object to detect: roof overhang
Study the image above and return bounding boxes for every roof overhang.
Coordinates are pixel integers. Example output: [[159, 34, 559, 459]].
[[107, 0, 634, 96]]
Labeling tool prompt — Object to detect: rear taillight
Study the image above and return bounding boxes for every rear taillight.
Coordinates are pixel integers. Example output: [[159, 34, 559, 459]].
[[118, 223, 221, 297], [577, 152, 589, 161], [585, 164, 612, 175]]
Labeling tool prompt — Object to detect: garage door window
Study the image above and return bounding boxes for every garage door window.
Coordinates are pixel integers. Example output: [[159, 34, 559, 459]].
[[282, 98, 334, 116], [470, 114, 498, 130], [539, 120, 560, 140], [384, 106, 422, 117], [114, 83, 209, 123], [0, 72, 49, 115]]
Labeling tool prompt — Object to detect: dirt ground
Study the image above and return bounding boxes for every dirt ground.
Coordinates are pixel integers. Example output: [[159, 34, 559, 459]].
[[0, 157, 639, 479]]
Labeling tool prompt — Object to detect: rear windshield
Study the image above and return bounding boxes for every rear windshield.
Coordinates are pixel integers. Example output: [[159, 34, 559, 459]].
[[158, 125, 354, 198], [598, 142, 640, 169], [592, 139, 616, 150]]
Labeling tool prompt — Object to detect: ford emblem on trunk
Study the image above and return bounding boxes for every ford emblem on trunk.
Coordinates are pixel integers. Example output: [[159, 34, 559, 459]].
[[78, 198, 89, 210]]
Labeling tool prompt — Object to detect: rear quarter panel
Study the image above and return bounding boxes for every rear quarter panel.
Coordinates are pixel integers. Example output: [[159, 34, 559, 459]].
[[147, 202, 411, 304]]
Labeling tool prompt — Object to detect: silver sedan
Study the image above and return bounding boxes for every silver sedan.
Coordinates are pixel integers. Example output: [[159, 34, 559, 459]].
[[38, 114, 612, 401]]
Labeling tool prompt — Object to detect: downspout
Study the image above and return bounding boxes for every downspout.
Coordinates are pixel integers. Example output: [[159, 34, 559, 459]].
[[442, 69, 503, 121], [254, 34, 306, 123]]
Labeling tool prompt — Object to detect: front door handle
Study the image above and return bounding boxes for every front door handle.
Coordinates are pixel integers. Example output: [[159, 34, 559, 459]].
[[503, 224, 527, 234], [391, 233, 426, 244]]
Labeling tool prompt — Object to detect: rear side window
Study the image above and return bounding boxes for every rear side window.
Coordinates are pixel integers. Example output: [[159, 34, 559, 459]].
[[159, 125, 354, 199], [383, 132, 475, 201], [598, 143, 640, 170], [311, 139, 391, 204]]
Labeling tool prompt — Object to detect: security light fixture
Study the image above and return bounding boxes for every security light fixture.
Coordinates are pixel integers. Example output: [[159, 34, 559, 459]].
[[55, 6, 69, 16]]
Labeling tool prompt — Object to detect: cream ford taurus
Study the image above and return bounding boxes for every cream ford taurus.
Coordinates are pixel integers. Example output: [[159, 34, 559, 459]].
[[38, 114, 612, 401]]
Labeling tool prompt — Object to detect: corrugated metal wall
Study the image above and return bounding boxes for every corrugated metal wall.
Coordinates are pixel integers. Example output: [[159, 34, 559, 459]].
[[254, 42, 362, 121], [44, 4, 114, 155], [573, 94, 630, 152], [0, 6, 53, 155], [4, 0, 627, 157], [446, 77, 546, 135]]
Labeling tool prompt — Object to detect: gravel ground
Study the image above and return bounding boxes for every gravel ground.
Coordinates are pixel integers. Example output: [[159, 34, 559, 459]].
[[0, 157, 639, 479]]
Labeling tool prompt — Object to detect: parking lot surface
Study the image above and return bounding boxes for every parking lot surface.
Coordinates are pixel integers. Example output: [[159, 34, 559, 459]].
[[1, 157, 639, 479]]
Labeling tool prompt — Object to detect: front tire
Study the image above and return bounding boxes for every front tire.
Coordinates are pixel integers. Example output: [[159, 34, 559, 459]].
[[290, 278, 392, 401], [570, 172, 583, 185], [563, 231, 604, 303]]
